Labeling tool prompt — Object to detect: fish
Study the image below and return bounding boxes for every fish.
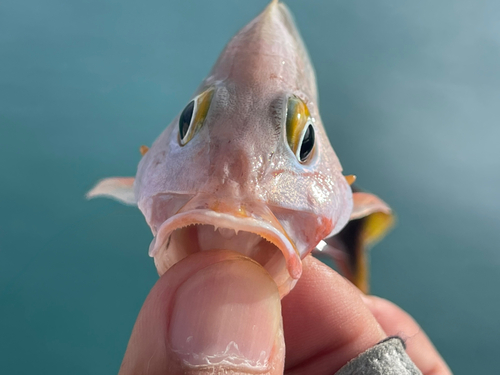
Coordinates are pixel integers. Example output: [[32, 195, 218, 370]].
[[87, 0, 393, 297]]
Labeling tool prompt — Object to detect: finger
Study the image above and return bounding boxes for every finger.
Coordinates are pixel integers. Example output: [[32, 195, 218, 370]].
[[362, 295, 452, 375], [282, 255, 387, 375], [119, 249, 285, 375]]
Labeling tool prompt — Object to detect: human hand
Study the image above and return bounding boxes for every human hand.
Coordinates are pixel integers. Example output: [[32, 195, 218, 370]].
[[118, 250, 452, 375]]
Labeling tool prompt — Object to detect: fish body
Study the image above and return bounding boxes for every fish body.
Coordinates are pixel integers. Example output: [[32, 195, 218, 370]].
[[88, 1, 392, 296]]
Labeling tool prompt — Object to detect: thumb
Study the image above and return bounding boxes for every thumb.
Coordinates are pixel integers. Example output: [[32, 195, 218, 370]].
[[119, 249, 285, 375]]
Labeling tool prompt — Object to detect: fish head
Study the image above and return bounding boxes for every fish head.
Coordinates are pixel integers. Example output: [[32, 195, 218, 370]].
[[134, 1, 353, 296]]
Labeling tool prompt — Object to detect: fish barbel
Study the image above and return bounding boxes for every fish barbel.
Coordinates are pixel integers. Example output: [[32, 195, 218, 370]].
[[88, 0, 392, 296]]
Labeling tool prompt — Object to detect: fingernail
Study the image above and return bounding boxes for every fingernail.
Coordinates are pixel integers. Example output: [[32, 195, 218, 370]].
[[169, 258, 282, 371]]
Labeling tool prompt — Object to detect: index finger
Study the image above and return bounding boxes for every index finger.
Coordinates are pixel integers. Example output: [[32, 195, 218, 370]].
[[282, 255, 386, 374]]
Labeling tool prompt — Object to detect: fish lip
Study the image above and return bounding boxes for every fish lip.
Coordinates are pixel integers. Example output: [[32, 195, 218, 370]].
[[150, 209, 303, 285]]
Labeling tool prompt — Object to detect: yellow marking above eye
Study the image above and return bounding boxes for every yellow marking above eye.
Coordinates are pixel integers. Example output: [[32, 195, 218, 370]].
[[178, 87, 214, 146], [286, 96, 315, 162]]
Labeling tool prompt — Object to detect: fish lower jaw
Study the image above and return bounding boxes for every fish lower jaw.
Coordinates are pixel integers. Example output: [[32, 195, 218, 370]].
[[149, 210, 302, 297]]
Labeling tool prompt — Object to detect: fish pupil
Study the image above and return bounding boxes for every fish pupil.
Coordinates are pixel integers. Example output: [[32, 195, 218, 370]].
[[299, 124, 315, 162], [179, 100, 195, 141]]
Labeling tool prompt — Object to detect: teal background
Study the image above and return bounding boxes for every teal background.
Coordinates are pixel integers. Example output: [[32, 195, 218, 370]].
[[1, 0, 499, 373]]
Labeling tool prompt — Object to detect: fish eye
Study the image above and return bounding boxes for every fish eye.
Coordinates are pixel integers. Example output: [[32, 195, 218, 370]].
[[299, 122, 315, 162], [285, 96, 316, 163], [179, 100, 194, 142], [178, 87, 214, 146]]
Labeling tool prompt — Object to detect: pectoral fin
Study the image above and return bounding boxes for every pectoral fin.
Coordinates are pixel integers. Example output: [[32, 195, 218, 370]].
[[316, 187, 394, 293], [86, 177, 136, 205]]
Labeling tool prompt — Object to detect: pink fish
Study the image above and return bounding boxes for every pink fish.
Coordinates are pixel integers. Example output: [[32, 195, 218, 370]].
[[88, 0, 392, 296]]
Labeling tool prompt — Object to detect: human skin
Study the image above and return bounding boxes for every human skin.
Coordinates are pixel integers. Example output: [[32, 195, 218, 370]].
[[118, 250, 452, 375]]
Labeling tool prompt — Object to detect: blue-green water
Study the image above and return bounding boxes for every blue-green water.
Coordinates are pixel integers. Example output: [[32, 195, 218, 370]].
[[1, 0, 499, 373]]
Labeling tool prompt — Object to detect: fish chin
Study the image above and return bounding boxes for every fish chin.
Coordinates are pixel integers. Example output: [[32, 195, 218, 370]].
[[149, 209, 302, 297]]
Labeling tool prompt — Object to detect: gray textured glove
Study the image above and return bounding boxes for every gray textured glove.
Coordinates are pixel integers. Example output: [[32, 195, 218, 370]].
[[336, 337, 422, 375]]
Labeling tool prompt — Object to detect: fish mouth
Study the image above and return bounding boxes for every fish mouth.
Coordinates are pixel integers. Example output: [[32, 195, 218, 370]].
[[148, 199, 302, 297]]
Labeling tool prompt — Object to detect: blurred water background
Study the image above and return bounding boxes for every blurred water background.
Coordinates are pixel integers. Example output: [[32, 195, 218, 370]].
[[1, 0, 499, 373]]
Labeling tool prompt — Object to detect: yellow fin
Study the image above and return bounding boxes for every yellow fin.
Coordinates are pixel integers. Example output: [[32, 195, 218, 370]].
[[323, 190, 394, 294], [140, 145, 149, 156]]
